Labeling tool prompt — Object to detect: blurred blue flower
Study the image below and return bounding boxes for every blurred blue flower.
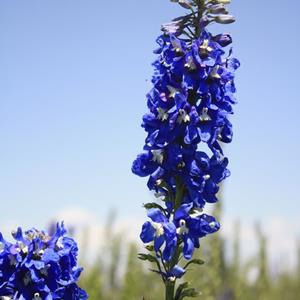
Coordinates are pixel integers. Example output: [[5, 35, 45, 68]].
[[0, 223, 87, 300]]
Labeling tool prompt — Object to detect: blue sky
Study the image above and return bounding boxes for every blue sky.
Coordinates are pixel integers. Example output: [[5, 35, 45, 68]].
[[0, 0, 299, 236]]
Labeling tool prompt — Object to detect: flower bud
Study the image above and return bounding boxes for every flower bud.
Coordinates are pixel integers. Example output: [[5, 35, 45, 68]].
[[179, 0, 193, 9], [170, 0, 194, 9], [212, 0, 231, 4], [215, 15, 235, 24], [213, 33, 232, 47], [199, 15, 210, 27], [161, 21, 182, 35], [208, 4, 228, 15]]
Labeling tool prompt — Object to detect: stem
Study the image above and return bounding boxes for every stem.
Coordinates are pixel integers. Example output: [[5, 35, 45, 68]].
[[165, 281, 175, 300], [164, 190, 184, 300], [174, 177, 185, 210], [195, 0, 206, 38]]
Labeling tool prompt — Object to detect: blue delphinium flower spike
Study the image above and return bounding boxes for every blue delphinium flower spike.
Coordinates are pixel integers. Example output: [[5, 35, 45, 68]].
[[133, 0, 239, 299], [0, 223, 87, 300]]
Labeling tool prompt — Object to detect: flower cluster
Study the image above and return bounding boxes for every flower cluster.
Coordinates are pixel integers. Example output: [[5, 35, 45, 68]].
[[141, 203, 220, 260], [132, 0, 239, 284], [132, 30, 239, 209], [0, 223, 87, 300]]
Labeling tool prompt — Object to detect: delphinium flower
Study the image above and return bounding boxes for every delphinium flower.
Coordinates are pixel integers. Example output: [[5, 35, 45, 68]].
[[0, 223, 87, 300], [132, 0, 239, 299]]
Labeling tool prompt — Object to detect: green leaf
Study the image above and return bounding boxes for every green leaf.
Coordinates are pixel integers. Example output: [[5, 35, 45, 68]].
[[178, 288, 201, 299], [149, 268, 162, 276], [143, 202, 165, 212], [183, 258, 205, 269], [138, 253, 159, 263], [175, 282, 190, 300], [145, 245, 154, 252]]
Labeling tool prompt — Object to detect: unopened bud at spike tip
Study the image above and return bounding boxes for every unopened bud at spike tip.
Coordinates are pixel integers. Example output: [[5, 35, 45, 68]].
[[209, 4, 228, 15], [212, 0, 231, 4], [215, 15, 236, 24], [170, 0, 194, 9]]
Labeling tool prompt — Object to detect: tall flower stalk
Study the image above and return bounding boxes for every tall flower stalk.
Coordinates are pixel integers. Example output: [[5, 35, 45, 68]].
[[132, 0, 239, 299]]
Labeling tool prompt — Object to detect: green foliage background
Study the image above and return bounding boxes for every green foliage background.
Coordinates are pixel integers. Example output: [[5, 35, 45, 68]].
[[78, 206, 300, 300]]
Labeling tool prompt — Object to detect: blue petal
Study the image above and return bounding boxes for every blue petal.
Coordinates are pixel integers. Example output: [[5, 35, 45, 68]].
[[174, 203, 193, 221], [147, 209, 167, 223], [132, 152, 157, 177], [162, 239, 177, 262], [184, 125, 199, 144], [168, 265, 186, 278], [183, 236, 195, 260], [154, 235, 165, 252], [140, 221, 155, 243]]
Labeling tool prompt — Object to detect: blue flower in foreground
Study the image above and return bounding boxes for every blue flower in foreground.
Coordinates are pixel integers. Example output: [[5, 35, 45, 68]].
[[174, 203, 220, 259], [0, 223, 87, 300], [183, 152, 230, 207], [140, 204, 219, 261], [140, 209, 177, 262], [132, 29, 239, 212], [134, 0, 239, 290], [132, 148, 230, 209]]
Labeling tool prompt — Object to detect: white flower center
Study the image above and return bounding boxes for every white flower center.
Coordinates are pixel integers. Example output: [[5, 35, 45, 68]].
[[210, 222, 217, 229], [177, 109, 190, 124], [203, 174, 211, 181], [167, 85, 178, 98], [199, 39, 213, 56], [176, 220, 189, 235], [157, 107, 169, 121], [56, 236, 64, 249], [171, 38, 183, 53], [190, 208, 204, 218], [210, 65, 221, 79], [17, 242, 28, 254], [151, 150, 164, 165], [152, 222, 164, 237], [33, 293, 42, 300], [184, 56, 196, 70], [200, 108, 211, 122]]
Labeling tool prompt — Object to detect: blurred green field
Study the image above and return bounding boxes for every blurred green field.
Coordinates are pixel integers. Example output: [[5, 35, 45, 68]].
[[78, 205, 300, 300]]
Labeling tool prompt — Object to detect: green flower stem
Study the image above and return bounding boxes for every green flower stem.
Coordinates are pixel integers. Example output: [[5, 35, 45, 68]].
[[165, 281, 175, 300], [174, 177, 185, 210], [164, 179, 185, 300], [195, 0, 206, 37]]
